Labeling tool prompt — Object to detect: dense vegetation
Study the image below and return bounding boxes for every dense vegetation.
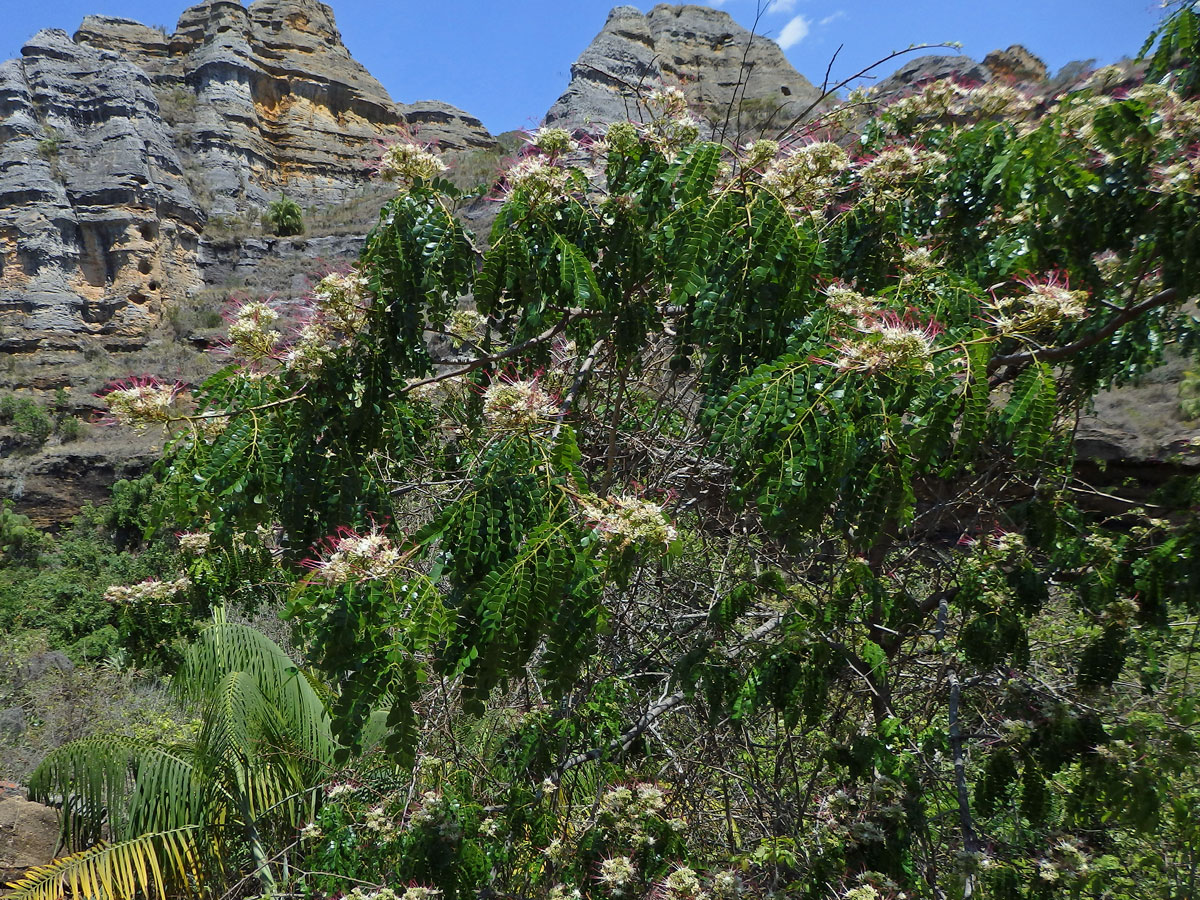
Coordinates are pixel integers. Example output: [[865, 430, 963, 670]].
[[7, 7, 1200, 900]]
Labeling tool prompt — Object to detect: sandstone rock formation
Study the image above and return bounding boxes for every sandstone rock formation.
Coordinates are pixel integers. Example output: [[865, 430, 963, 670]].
[[74, 0, 495, 215], [873, 54, 993, 95], [0, 794, 60, 886], [545, 4, 823, 135], [0, 0, 500, 523], [873, 45, 1062, 98], [0, 29, 203, 362], [983, 45, 1050, 83]]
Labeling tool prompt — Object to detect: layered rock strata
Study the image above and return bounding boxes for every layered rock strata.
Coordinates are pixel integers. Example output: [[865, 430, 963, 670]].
[[545, 4, 823, 134], [75, 0, 495, 215], [0, 29, 203, 360]]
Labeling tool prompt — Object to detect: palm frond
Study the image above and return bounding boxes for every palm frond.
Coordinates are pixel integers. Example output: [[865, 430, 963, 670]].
[[177, 618, 335, 769], [4, 825, 201, 900], [29, 737, 201, 849], [196, 670, 304, 822]]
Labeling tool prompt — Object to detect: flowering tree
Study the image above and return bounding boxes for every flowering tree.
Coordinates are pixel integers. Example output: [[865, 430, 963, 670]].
[[49, 11, 1200, 900]]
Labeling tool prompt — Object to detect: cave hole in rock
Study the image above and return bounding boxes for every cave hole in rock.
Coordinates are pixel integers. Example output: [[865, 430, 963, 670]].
[[139, 224, 157, 240], [138, 259, 153, 275], [79, 224, 117, 287], [148, 280, 159, 291], [128, 290, 148, 305]]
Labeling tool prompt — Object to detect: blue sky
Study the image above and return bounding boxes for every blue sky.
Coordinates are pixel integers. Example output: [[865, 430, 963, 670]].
[[8, 1, 1169, 135]]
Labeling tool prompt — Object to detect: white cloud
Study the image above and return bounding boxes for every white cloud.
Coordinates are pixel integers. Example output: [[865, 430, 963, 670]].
[[767, 0, 798, 13], [777, 14, 811, 50], [818, 11, 845, 26]]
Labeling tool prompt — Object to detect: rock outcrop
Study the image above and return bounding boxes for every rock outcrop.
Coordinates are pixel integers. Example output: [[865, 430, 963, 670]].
[[0, 0, 497, 379], [0, 29, 203, 361], [0, 0, 500, 523], [545, 4, 823, 134], [75, 0, 495, 215], [0, 794, 60, 886], [874, 45, 1066, 98], [983, 45, 1049, 83]]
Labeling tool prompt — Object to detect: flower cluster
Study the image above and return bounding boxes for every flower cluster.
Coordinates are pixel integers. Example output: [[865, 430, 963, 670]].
[[446, 308, 487, 345], [823, 283, 879, 318], [580, 496, 677, 553], [505, 156, 572, 206], [1155, 152, 1200, 195], [364, 804, 396, 836], [661, 867, 705, 900], [644, 86, 701, 157], [880, 79, 1035, 135], [349, 887, 440, 900], [379, 141, 447, 188], [104, 576, 191, 605], [710, 871, 742, 898], [228, 301, 281, 363], [99, 377, 185, 429], [741, 139, 779, 171], [959, 82, 1036, 119], [306, 526, 404, 586], [761, 141, 849, 208], [602, 122, 641, 157], [283, 323, 334, 376], [530, 126, 575, 156], [597, 856, 636, 893], [409, 790, 462, 840], [878, 79, 964, 133], [177, 531, 211, 555], [988, 273, 1089, 333], [901, 245, 940, 274], [313, 271, 372, 335], [647, 86, 689, 118], [482, 378, 559, 429], [832, 313, 941, 375], [405, 375, 466, 405], [857, 146, 946, 196]]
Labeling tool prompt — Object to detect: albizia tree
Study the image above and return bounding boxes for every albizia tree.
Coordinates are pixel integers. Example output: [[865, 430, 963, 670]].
[[33, 10, 1200, 900]]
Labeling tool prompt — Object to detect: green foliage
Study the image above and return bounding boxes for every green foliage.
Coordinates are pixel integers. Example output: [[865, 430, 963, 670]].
[[45, 14, 1200, 900], [1, 394, 53, 444], [266, 193, 305, 237], [13, 615, 335, 900], [0, 501, 43, 562]]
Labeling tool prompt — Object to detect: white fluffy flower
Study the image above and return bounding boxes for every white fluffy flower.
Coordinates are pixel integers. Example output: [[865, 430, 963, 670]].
[[379, 141, 448, 188], [482, 379, 559, 429]]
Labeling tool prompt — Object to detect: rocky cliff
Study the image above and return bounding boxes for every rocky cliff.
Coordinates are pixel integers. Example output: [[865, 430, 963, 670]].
[[0, 0, 497, 376], [0, 0, 498, 524], [75, 1, 495, 214], [546, 4, 823, 135]]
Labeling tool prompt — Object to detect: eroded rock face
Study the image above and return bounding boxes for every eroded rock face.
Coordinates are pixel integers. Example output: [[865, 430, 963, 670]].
[[75, 0, 496, 216], [0, 795, 60, 885], [983, 45, 1049, 83], [0, 1, 497, 370], [545, 4, 823, 134], [0, 29, 203, 362]]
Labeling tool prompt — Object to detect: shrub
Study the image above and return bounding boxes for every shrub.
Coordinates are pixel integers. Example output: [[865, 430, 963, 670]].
[[0, 501, 43, 562], [266, 193, 305, 237], [11, 397, 52, 444], [56, 416, 84, 442]]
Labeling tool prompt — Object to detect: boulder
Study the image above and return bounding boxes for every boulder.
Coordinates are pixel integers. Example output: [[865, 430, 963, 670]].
[[0, 796, 60, 886]]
